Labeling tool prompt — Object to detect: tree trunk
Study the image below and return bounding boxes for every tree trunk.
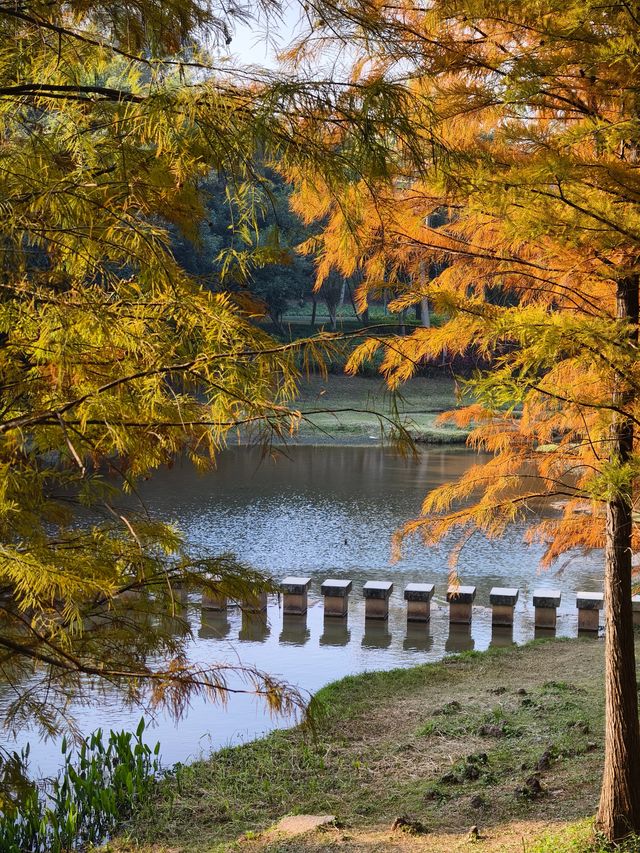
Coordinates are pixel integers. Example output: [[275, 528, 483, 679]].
[[421, 297, 431, 328], [327, 299, 337, 331], [418, 262, 431, 328], [597, 272, 640, 842], [310, 297, 317, 328], [270, 309, 284, 336], [338, 278, 347, 308]]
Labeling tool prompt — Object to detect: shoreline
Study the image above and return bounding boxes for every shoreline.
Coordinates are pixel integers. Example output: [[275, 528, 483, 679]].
[[287, 375, 469, 446], [114, 636, 618, 853], [230, 434, 471, 447]]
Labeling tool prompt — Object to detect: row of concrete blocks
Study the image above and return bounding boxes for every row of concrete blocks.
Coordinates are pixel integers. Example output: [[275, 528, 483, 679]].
[[203, 579, 630, 632]]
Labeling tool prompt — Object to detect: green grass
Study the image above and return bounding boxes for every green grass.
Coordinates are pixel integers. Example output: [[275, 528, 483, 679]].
[[113, 638, 626, 852], [528, 820, 640, 852], [257, 300, 470, 446], [292, 374, 467, 444]]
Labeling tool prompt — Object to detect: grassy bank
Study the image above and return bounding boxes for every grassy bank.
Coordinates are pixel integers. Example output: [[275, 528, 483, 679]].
[[292, 375, 467, 444], [110, 637, 636, 852]]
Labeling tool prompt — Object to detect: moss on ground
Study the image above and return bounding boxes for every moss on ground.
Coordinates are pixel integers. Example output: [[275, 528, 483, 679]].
[[106, 637, 640, 852]]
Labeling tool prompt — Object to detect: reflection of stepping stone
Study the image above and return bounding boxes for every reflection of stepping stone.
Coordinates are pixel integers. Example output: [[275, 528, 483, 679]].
[[270, 814, 335, 836]]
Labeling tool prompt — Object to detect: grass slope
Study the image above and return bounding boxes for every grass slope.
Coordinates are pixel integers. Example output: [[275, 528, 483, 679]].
[[110, 637, 639, 852], [293, 376, 467, 444]]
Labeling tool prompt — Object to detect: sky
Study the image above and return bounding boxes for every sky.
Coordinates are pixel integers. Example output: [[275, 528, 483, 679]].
[[215, 2, 303, 69]]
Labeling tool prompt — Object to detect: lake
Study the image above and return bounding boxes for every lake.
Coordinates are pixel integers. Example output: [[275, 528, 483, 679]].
[[0, 446, 605, 778]]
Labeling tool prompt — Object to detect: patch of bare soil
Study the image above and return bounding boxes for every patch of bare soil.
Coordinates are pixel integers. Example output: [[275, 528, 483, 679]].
[[249, 820, 571, 852]]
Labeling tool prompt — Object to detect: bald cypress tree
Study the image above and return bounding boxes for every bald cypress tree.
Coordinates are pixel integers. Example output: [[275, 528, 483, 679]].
[[0, 2, 424, 733], [289, 0, 640, 840]]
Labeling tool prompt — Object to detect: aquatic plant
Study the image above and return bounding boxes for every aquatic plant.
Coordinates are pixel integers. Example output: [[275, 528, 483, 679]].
[[0, 718, 159, 852]]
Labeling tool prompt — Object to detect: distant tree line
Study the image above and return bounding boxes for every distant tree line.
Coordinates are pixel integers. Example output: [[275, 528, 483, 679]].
[[170, 167, 433, 333]]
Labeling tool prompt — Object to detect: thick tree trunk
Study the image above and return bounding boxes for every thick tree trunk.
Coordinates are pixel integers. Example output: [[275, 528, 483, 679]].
[[597, 273, 640, 842]]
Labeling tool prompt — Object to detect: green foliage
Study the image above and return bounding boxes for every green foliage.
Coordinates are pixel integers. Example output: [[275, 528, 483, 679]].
[[0, 0, 305, 735], [170, 170, 318, 327], [582, 460, 640, 504], [0, 719, 160, 853]]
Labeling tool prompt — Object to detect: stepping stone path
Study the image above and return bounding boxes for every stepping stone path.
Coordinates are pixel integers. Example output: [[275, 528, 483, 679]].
[[270, 814, 335, 836]]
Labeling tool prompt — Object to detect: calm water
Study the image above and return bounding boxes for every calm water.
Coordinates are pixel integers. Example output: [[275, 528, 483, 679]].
[[1, 446, 605, 777]]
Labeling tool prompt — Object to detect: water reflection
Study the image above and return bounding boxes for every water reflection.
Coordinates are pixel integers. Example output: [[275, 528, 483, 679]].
[[238, 610, 270, 642], [320, 617, 350, 646], [403, 622, 433, 652], [362, 619, 392, 649], [534, 626, 557, 641], [279, 613, 310, 646], [1, 446, 607, 778], [446, 624, 475, 652], [199, 611, 231, 640], [578, 627, 602, 639], [490, 625, 515, 648]]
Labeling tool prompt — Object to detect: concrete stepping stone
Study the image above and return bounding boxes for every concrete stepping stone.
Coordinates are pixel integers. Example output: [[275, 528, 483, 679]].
[[321, 578, 353, 617], [363, 581, 393, 619]]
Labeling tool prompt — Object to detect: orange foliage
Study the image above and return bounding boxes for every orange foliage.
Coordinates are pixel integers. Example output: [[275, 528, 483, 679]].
[[281, 0, 640, 575]]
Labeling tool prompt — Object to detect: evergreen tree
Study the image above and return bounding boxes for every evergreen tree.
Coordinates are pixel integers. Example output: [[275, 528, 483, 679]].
[[170, 170, 316, 329]]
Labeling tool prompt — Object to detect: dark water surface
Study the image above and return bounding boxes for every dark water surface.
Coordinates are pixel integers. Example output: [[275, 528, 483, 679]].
[[2, 446, 604, 777]]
